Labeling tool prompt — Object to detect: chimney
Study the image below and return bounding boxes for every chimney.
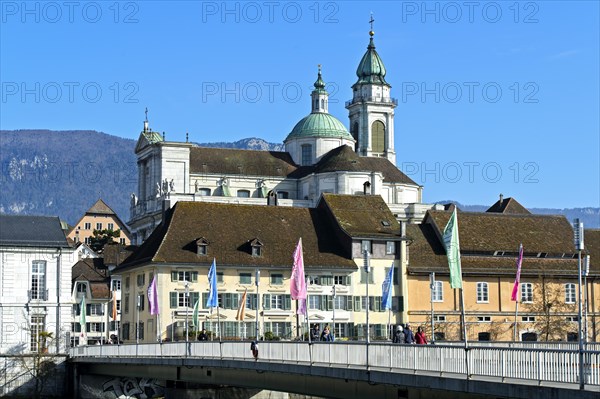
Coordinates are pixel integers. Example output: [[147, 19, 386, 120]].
[[363, 181, 371, 195], [499, 193, 504, 204], [400, 221, 406, 238]]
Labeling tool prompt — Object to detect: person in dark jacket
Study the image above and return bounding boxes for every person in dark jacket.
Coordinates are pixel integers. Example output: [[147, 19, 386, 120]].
[[250, 340, 259, 359], [392, 325, 405, 343], [198, 329, 208, 341], [404, 324, 415, 344]]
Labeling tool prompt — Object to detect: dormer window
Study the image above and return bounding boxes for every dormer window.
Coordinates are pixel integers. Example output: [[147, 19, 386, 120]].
[[76, 282, 87, 294], [196, 237, 209, 256], [249, 238, 263, 257]]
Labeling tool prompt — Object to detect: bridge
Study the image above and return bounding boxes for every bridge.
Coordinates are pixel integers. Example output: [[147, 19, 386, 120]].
[[69, 341, 600, 399]]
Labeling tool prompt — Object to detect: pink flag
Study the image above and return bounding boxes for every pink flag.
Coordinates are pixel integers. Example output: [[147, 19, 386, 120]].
[[290, 238, 307, 300], [297, 298, 307, 316], [148, 274, 160, 315], [510, 244, 524, 301]]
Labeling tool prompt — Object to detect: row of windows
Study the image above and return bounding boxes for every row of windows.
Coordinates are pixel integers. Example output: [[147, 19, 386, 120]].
[[431, 281, 579, 304], [431, 315, 580, 324], [361, 240, 396, 255], [195, 188, 290, 199], [126, 271, 358, 292], [81, 222, 115, 230], [73, 301, 121, 316], [127, 291, 397, 312]]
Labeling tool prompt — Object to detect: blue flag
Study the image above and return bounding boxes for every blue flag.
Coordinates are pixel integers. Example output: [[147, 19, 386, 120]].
[[381, 263, 394, 310], [206, 258, 218, 308]]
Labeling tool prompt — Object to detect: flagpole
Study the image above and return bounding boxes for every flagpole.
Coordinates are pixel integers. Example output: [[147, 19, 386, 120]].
[[156, 270, 161, 342], [513, 294, 520, 341], [217, 305, 222, 343], [306, 278, 311, 343], [460, 288, 468, 345]]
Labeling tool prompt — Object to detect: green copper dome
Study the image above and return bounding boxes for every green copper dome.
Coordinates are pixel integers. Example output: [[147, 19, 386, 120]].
[[285, 112, 353, 141], [355, 35, 389, 86]]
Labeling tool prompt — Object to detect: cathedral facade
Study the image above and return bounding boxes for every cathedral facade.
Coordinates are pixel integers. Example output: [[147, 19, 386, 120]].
[[127, 31, 430, 245]]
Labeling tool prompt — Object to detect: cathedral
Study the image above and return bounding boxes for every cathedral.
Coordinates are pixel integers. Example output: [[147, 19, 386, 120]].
[[128, 29, 430, 245]]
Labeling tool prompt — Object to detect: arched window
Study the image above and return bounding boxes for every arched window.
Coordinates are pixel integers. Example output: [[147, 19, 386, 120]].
[[371, 121, 385, 153]]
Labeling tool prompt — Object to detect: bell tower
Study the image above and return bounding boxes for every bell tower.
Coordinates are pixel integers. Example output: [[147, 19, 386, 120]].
[[346, 16, 397, 165]]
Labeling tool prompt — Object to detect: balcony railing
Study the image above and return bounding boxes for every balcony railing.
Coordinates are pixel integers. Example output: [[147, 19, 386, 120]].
[[345, 96, 398, 107], [28, 289, 49, 301]]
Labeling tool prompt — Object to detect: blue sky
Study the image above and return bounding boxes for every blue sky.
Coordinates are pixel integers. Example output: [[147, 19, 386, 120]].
[[1, 1, 599, 209]]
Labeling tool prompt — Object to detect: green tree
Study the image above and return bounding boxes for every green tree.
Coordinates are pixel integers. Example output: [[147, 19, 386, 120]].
[[89, 228, 121, 252]]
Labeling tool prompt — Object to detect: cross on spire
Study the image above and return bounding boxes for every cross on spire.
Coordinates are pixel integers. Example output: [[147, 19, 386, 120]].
[[369, 13, 374, 32], [144, 107, 148, 122]]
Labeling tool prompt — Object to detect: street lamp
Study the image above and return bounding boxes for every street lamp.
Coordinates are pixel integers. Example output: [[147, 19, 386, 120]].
[[584, 255, 590, 343], [255, 269, 260, 340], [136, 294, 140, 344], [184, 281, 190, 344], [429, 272, 436, 344], [332, 285, 337, 339], [573, 218, 584, 389]]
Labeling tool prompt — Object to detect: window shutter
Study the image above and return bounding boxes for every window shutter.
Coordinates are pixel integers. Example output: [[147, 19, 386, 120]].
[[191, 271, 198, 283], [327, 295, 333, 311], [232, 293, 239, 309], [346, 275, 351, 285], [320, 295, 326, 311], [202, 293, 208, 308], [354, 296, 361, 311], [251, 293, 257, 309], [86, 304, 91, 314], [263, 294, 271, 310], [86, 323, 90, 333], [224, 293, 232, 309], [170, 292, 177, 308], [284, 295, 291, 310], [346, 295, 353, 311], [171, 271, 177, 282], [399, 296, 404, 312]]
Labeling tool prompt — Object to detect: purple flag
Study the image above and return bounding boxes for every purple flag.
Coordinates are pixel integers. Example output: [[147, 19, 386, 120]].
[[291, 238, 307, 300], [297, 298, 307, 316], [148, 274, 160, 315], [510, 244, 524, 301]]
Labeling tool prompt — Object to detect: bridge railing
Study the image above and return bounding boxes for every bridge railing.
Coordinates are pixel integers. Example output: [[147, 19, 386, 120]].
[[69, 341, 600, 387]]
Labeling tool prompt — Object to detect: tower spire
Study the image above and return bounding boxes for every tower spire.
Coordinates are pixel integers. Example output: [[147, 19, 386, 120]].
[[369, 13, 374, 36], [311, 65, 328, 113], [143, 107, 149, 132]]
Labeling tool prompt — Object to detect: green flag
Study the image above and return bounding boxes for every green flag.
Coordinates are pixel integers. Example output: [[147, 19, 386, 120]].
[[192, 299, 200, 329], [443, 208, 463, 289], [79, 296, 87, 338]]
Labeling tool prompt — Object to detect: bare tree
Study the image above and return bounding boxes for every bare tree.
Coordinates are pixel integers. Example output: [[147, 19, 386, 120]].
[[9, 317, 68, 399], [523, 276, 576, 341]]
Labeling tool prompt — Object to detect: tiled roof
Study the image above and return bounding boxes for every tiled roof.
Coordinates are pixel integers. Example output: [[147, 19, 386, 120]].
[[0, 215, 70, 248], [189, 147, 298, 177], [294, 145, 418, 185], [585, 229, 599, 272], [72, 258, 110, 299], [319, 194, 400, 238], [118, 201, 357, 271], [406, 223, 579, 275], [188, 145, 418, 187], [103, 243, 137, 266], [426, 210, 575, 255], [87, 199, 117, 215], [486, 197, 531, 214]]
